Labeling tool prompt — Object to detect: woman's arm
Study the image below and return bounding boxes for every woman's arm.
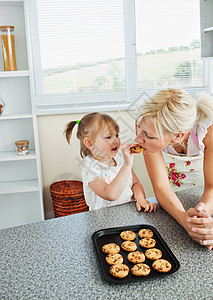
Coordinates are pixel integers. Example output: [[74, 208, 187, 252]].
[[185, 124, 213, 249], [200, 124, 213, 214], [143, 148, 213, 248], [143, 151, 187, 226], [131, 170, 157, 212]]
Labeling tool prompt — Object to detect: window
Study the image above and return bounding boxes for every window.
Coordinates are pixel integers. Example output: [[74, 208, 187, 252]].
[[27, 0, 211, 115], [135, 0, 206, 89]]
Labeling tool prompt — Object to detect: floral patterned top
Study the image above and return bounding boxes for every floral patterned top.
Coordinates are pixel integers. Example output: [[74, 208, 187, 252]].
[[163, 122, 212, 191]]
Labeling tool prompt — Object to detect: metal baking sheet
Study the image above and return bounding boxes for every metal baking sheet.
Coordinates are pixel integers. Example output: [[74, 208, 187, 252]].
[[92, 224, 180, 284]]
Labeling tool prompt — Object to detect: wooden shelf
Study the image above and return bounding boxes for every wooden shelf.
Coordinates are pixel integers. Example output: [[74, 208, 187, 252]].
[[0, 150, 36, 161], [0, 180, 39, 194], [0, 70, 29, 78]]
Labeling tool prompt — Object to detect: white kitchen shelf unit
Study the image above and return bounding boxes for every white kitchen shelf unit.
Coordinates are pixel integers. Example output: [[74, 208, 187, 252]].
[[0, 0, 44, 229]]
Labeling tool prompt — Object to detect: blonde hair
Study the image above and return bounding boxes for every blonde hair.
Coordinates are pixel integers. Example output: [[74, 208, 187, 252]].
[[64, 112, 119, 158], [137, 88, 213, 137]]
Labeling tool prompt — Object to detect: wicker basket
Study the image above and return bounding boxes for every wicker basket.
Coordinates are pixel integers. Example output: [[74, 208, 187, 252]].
[[50, 180, 89, 217]]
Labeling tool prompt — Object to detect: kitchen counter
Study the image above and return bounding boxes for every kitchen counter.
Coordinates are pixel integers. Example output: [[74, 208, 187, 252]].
[[0, 188, 212, 300]]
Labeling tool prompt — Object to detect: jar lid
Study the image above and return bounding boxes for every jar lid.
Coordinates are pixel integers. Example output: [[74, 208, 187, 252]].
[[0, 26, 14, 31], [15, 140, 29, 146]]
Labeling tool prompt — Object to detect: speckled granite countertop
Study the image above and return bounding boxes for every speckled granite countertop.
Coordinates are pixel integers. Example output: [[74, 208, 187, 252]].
[[0, 188, 212, 300]]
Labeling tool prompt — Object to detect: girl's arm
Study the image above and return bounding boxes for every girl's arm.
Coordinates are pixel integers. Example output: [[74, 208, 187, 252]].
[[89, 144, 134, 201], [88, 163, 132, 201], [131, 170, 157, 212]]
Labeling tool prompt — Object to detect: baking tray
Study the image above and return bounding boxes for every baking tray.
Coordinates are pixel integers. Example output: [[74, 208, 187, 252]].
[[92, 224, 180, 284]]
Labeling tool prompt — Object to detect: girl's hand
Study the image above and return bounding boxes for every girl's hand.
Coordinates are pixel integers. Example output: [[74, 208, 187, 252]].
[[121, 143, 134, 168], [185, 202, 213, 250], [136, 198, 157, 213]]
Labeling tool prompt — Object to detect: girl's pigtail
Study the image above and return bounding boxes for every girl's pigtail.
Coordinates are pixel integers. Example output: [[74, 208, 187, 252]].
[[64, 121, 77, 144], [195, 93, 213, 123]]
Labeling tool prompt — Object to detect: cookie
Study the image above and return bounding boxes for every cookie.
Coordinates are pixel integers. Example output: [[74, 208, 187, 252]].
[[139, 238, 156, 248], [138, 229, 153, 239], [145, 248, 162, 260], [127, 251, 145, 264], [130, 144, 144, 153], [152, 259, 172, 273], [106, 253, 123, 265], [102, 243, 120, 255], [121, 241, 137, 252], [120, 230, 136, 241], [109, 264, 129, 278], [131, 263, 151, 277]]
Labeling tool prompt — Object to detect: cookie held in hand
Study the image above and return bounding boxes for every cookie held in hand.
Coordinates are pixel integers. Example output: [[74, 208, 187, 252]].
[[130, 144, 144, 153]]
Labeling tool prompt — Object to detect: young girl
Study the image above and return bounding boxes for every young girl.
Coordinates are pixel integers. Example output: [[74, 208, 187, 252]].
[[64, 112, 157, 212]]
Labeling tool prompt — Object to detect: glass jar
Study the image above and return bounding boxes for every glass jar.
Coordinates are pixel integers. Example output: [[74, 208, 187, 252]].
[[0, 94, 5, 115], [15, 140, 29, 156], [0, 26, 17, 71]]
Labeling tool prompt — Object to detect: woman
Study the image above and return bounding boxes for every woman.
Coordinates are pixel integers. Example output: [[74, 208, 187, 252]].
[[135, 88, 213, 250]]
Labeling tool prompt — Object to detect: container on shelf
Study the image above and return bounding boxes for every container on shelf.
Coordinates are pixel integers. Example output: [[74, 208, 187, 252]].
[[0, 94, 5, 115], [0, 25, 17, 71], [15, 140, 29, 156]]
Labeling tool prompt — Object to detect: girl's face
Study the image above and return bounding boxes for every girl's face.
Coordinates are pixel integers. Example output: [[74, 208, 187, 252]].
[[92, 123, 121, 162], [135, 117, 172, 153]]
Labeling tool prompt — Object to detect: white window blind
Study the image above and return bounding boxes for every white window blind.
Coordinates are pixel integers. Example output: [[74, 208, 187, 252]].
[[26, 0, 211, 115], [28, 0, 125, 96], [135, 0, 207, 89]]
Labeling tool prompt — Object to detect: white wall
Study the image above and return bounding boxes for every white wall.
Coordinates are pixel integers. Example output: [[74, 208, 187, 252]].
[[38, 110, 154, 216]]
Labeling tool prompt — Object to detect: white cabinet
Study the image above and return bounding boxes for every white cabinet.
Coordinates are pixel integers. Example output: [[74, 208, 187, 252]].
[[200, 0, 213, 58], [0, 0, 44, 229]]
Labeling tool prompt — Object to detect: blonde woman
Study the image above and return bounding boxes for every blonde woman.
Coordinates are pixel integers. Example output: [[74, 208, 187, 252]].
[[135, 88, 213, 250]]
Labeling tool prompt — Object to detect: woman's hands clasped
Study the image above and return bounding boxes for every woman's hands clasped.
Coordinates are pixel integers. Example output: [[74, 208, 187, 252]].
[[185, 202, 213, 250]]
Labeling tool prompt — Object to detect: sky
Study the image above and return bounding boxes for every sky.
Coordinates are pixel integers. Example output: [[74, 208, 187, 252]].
[[35, 0, 200, 69]]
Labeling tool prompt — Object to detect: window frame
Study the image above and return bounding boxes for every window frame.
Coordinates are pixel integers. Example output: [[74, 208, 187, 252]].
[[26, 0, 212, 116]]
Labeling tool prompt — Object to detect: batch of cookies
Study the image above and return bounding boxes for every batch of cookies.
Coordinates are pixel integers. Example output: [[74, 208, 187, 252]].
[[102, 229, 172, 279]]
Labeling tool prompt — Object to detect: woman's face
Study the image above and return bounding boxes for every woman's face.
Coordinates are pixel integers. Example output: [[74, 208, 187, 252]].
[[135, 117, 172, 153]]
